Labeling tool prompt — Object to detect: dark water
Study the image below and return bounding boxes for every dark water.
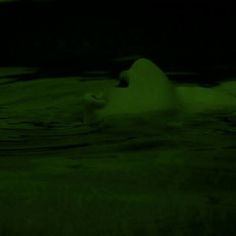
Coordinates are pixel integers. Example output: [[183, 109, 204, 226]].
[[0, 110, 236, 156], [0, 76, 235, 235]]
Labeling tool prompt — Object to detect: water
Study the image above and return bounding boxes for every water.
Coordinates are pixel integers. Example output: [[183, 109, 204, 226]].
[[0, 75, 235, 235]]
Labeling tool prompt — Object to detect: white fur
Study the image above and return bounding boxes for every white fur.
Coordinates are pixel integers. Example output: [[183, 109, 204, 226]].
[[82, 58, 236, 125]]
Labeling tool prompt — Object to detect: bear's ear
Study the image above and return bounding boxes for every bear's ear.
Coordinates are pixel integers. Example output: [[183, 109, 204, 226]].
[[117, 71, 129, 88]]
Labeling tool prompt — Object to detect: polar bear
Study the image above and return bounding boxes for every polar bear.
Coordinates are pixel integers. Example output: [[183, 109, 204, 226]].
[[82, 58, 236, 125]]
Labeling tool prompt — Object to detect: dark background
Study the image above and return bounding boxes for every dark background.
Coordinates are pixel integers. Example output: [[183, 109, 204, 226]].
[[0, 1, 235, 74]]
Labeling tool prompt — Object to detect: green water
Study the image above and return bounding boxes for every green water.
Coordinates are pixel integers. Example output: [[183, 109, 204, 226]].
[[0, 76, 235, 235]]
